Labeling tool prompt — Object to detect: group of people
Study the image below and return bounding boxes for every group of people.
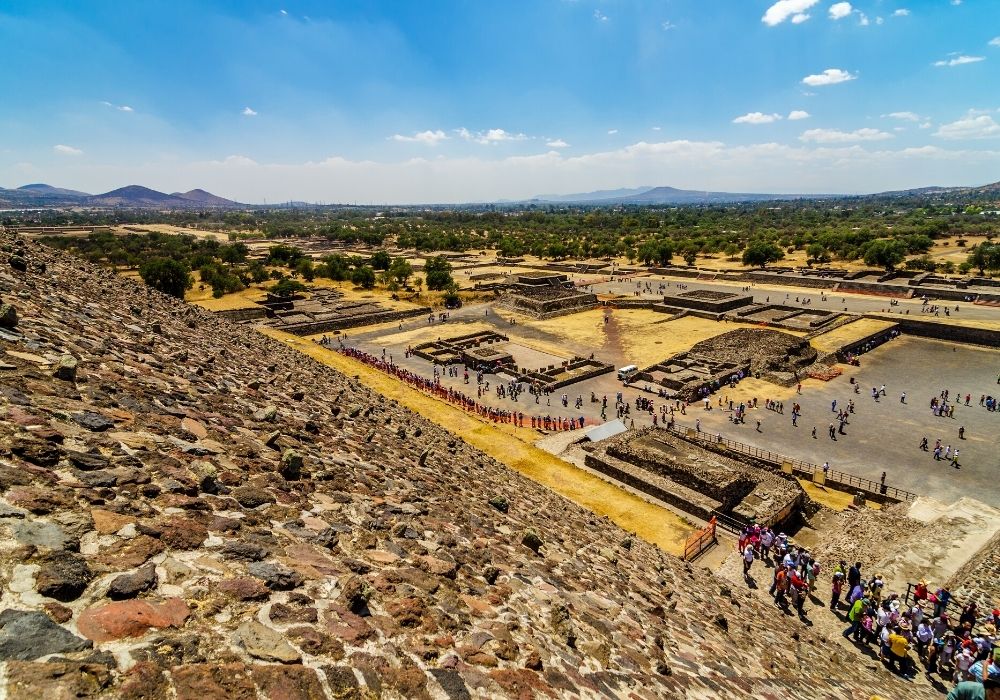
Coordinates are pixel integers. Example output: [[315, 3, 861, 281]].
[[335, 346, 587, 431]]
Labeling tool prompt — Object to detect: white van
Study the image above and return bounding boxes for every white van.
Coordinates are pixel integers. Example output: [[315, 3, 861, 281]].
[[617, 365, 638, 381]]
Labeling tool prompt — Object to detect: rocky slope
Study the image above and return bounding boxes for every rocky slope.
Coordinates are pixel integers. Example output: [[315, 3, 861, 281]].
[[0, 231, 936, 698]]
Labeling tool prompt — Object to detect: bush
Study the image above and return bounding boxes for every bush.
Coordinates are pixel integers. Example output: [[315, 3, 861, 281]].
[[424, 256, 454, 291], [351, 265, 376, 289]]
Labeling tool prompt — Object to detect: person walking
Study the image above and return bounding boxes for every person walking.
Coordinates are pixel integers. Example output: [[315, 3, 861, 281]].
[[742, 543, 754, 578]]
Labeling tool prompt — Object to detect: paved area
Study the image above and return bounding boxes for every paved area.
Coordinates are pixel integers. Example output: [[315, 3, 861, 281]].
[[690, 335, 1000, 506]]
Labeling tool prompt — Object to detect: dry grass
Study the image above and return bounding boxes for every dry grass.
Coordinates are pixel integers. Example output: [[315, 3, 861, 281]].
[[261, 327, 693, 555]]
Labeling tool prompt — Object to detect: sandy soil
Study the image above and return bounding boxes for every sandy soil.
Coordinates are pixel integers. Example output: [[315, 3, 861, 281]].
[[809, 318, 898, 354]]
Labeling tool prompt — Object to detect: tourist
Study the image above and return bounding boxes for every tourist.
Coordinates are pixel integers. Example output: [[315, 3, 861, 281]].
[[947, 679, 1000, 700], [742, 542, 754, 577], [831, 571, 844, 610]]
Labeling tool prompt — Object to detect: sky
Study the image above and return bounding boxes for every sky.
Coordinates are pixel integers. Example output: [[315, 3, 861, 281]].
[[0, 0, 998, 203]]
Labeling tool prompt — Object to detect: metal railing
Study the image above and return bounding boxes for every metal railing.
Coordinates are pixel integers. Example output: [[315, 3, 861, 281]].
[[664, 423, 918, 503]]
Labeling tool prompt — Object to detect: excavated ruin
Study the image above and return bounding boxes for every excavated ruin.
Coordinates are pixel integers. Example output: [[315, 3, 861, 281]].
[[0, 232, 935, 698]]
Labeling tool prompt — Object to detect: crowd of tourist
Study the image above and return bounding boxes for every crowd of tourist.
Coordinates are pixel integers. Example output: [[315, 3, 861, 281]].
[[332, 344, 588, 432], [736, 523, 1000, 696]]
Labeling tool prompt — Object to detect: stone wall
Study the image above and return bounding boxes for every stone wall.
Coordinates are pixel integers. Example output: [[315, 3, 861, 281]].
[[277, 306, 431, 336], [946, 528, 1000, 609], [880, 316, 1000, 347], [213, 307, 269, 323]]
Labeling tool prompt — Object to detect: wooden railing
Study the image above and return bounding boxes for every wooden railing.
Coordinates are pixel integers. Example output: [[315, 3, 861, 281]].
[[683, 516, 718, 561], [666, 423, 918, 503]]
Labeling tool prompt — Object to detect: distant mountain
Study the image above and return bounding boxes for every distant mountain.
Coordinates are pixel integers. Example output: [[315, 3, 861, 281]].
[[86, 185, 238, 208], [866, 181, 1000, 202], [170, 188, 238, 207], [17, 183, 90, 197], [532, 185, 836, 205], [532, 186, 653, 203]]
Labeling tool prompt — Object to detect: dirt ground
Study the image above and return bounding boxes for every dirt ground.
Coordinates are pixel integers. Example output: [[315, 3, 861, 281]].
[[809, 318, 898, 354]]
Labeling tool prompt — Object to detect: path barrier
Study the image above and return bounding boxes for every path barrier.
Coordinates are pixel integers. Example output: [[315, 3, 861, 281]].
[[666, 423, 918, 503], [683, 516, 717, 561]]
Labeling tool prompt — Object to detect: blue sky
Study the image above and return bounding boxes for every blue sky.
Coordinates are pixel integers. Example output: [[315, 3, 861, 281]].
[[1, 0, 998, 203]]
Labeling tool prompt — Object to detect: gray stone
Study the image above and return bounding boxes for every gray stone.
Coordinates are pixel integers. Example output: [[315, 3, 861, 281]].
[[235, 620, 300, 663], [65, 450, 110, 471], [107, 563, 158, 600], [73, 411, 113, 432], [247, 562, 303, 591], [0, 609, 91, 660], [0, 503, 28, 519], [279, 449, 303, 480], [429, 668, 473, 700], [231, 486, 275, 509], [10, 520, 72, 551]]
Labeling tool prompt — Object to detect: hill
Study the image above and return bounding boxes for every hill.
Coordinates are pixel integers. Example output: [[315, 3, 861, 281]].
[[0, 232, 938, 698], [17, 183, 90, 198], [532, 185, 836, 205], [85, 185, 237, 208]]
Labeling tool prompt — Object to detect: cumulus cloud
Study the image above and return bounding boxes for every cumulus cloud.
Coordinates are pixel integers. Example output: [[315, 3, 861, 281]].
[[455, 128, 528, 145], [53, 144, 83, 156], [391, 129, 449, 145], [545, 139, 570, 148], [762, 0, 819, 26], [989, 37, 1000, 48], [883, 111, 921, 122], [934, 114, 1000, 140], [242, 107, 258, 117], [733, 112, 782, 124], [661, 21, 676, 30], [893, 9, 910, 17], [788, 110, 811, 120], [101, 101, 134, 112], [829, 2, 852, 20], [934, 55, 985, 67], [802, 68, 856, 86], [799, 128, 893, 142]]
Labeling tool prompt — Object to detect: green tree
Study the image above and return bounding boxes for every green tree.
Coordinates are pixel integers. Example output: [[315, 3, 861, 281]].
[[139, 258, 192, 299], [682, 250, 697, 267], [968, 243, 1000, 276], [295, 258, 316, 282], [270, 277, 307, 298], [806, 243, 831, 266], [388, 257, 413, 285], [352, 265, 376, 289], [862, 239, 907, 271], [220, 242, 249, 265], [370, 250, 391, 270], [741, 241, 785, 268], [424, 255, 454, 290]]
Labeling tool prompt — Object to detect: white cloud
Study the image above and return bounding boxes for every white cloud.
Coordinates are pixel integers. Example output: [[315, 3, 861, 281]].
[[546, 139, 570, 148], [933, 55, 985, 67], [788, 110, 811, 120], [607, 129, 619, 135], [101, 101, 134, 112], [858, 12, 870, 25], [391, 129, 449, 145], [733, 112, 782, 124], [118, 105, 134, 112], [799, 128, 893, 142], [919, 122, 933, 129], [762, 0, 819, 26], [934, 114, 1000, 140], [279, 9, 287, 15], [593, 9, 608, 22], [242, 107, 258, 117], [53, 144, 83, 156], [989, 37, 1000, 48], [791, 13, 810, 23], [950, 0, 961, 5], [651, 126, 661, 131], [875, 15, 883, 25], [801, 68, 856, 86], [884, 111, 921, 122], [829, 2, 852, 20], [453, 128, 528, 145], [893, 8, 910, 16], [661, 21, 676, 30]]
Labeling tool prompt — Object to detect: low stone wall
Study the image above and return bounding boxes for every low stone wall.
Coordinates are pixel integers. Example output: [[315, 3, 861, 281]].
[[946, 528, 1000, 609], [498, 291, 598, 318], [835, 280, 913, 297], [880, 317, 1000, 347], [745, 271, 839, 289], [277, 306, 431, 336], [214, 307, 269, 323]]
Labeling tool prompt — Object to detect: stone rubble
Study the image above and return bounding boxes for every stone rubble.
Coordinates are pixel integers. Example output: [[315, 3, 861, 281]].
[[0, 230, 938, 698]]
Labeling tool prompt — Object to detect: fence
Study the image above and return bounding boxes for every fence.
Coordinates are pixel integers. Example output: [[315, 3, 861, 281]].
[[683, 517, 718, 561], [665, 423, 918, 503], [902, 582, 967, 619]]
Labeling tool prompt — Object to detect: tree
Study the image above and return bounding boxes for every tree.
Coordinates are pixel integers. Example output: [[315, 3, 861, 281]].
[[270, 277, 307, 298], [724, 243, 740, 260], [370, 250, 391, 270], [682, 250, 697, 267], [388, 257, 413, 285], [969, 243, 1000, 276], [139, 258, 192, 299], [806, 243, 831, 266], [424, 255, 454, 291], [295, 258, 316, 282], [219, 242, 249, 265], [862, 239, 907, 272], [352, 265, 376, 289], [741, 241, 785, 268]]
